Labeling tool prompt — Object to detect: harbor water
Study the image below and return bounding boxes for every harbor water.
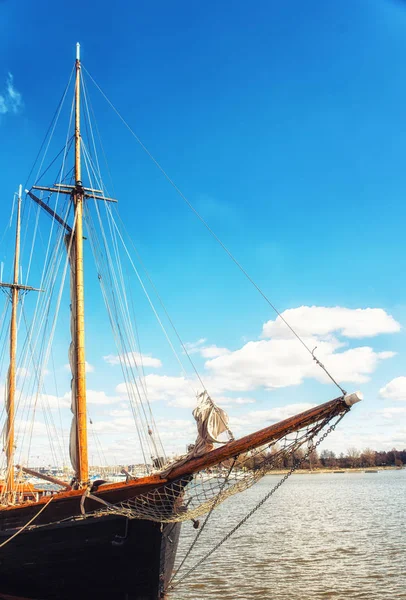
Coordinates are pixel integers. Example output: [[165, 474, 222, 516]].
[[0, 470, 403, 599], [170, 469, 406, 600]]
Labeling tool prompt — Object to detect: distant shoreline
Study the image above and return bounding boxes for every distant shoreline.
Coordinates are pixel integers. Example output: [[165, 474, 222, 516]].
[[265, 466, 402, 475]]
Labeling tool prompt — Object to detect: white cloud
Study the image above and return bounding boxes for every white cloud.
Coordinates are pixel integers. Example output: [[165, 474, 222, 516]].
[[184, 339, 230, 358], [252, 403, 316, 422], [375, 406, 406, 419], [202, 306, 399, 392], [90, 417, 195, 452], [16, 367, 30, 378], [90, 417, 134, 434], [113, 307, 397, 409], [13, 388, 119, 411], [313, 422, 406, 454], [103, 351, 161, 369], [155, 419, 197, 456], [87, 390, 121, 405], [15, 419, 48, 438], [318, 347, 396, 384], [204, 337, 394, 390], [262, 306, 400, 340], [379, 377, 406, 402], [117, 374, 197, 408], [215, 396, 256, 407], [0, 388, 71, 411], [183, 339, 207, 354], [39, 392, 71, 410], [157, 419, 196, 440], [229, 403, 315, 431], [108, 408, 132, 418], [117, 371, 260, 410], [200, 345, 231, 358], [64, 361, 95, 373], [0, 73, 22, 116]]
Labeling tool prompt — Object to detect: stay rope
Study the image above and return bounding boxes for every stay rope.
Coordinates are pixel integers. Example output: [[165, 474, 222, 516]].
[[81, 135, 166, 464], [8, 74, 77, 472], [81, 155, 153, 468], [80, 116, 168, 463], [170, 457, 237, 583]]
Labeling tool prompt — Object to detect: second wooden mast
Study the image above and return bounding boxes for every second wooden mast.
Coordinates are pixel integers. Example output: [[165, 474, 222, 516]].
[[0, 187, 42, 498], [73, 42, 88, 485]]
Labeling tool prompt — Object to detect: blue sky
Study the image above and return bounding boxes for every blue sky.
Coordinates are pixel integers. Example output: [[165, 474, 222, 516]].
[[0, 0, 405, 466]]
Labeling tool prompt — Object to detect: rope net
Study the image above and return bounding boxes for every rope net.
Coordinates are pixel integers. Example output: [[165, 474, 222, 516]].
[[94, 404, 346, 524]]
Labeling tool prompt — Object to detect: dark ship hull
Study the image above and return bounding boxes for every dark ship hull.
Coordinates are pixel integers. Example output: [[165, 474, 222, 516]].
[[0, 512, 180, 600]]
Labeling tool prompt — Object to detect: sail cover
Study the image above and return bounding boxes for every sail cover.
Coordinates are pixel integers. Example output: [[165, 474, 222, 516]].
[[65, 235, 79, 475], [191, 391, 229, 456], [161, 391, 230, 476]]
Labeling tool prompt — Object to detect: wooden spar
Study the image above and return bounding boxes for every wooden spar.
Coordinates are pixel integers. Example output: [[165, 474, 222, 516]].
[[27, 191, 73, 233], [73, 42, 89, 485], [5, 187, 22, 496], [0, 282, 43, 293], [16, 465, 71, 490], [33, 185, 117, 202], [163, 395, 350, 481]]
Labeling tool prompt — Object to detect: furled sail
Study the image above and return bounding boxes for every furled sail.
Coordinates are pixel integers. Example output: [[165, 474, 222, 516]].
[[192, 391, 229, 456], [162, 392, 230, 477], [65, 234, 78, 475]]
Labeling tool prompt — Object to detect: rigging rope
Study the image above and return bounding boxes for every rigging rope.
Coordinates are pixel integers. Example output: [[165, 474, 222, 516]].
[[81, 144, 156, 466], [13, 83, 77, 469], [79, 85, 171, 460], [23, 66, 74, 191], [0, 496, 54, 548], [83, 65, 346, 396], [15, 200, 73, 467]]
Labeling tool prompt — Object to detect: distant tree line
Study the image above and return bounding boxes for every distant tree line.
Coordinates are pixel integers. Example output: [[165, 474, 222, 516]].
[[235, 446, 406, 471], [318, 447, 405, 469]]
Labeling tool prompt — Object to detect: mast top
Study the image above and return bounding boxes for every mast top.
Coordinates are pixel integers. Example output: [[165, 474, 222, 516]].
[[76, 42, 80, 62]]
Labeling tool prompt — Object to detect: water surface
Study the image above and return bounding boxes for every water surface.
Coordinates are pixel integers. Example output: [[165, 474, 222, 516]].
[[170, 470, 406, 600]]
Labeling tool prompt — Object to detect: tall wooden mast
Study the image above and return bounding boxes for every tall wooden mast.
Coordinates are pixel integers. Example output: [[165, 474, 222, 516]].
[[73, 42, 88, 485], [5, 186, 22, 496], [28, 44, 117, 486]]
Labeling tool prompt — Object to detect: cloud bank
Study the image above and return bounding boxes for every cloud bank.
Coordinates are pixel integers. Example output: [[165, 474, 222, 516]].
[[103, 351, 162, 369], [379, 377, 406, 402], [262, 306, 400, 339]]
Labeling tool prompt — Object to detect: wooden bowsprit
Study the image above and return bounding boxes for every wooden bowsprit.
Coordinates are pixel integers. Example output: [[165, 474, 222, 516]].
[[83, 392, 362, 524]]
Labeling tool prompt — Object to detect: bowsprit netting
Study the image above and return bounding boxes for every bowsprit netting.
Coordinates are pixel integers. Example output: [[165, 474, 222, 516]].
[[93, 405, 346, 524]]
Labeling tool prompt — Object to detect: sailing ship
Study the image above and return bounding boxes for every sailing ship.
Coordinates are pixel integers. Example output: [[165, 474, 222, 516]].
[[0, 45, 362, 600]]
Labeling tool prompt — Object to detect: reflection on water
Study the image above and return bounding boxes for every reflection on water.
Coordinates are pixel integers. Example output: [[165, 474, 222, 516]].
[[0, 470, 404, 600]]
